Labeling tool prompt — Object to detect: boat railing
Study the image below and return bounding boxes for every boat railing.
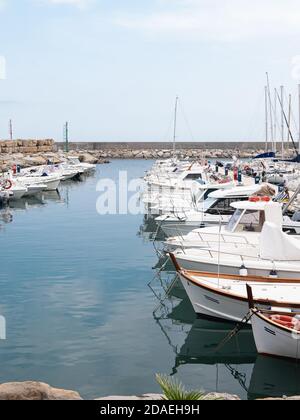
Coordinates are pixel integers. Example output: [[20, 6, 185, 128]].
[[193, 231, 256, 247], [201, 246, 259, 262]]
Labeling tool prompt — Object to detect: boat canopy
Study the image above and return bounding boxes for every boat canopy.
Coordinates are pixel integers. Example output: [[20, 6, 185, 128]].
[[208, 184, 272, 200], [260, 222, 300, 261], [253, 151, 276, 159]]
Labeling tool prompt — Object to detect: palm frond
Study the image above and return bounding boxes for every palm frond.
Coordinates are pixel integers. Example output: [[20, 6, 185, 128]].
[[156, 374, 206, 401]]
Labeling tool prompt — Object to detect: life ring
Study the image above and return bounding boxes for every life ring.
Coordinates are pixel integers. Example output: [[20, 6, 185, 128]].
[[3, 179, 12, 190]]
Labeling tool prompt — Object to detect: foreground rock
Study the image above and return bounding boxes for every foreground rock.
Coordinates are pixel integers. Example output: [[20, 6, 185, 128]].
[[96, 394, 163, 401], [0, 381, 298, 400], [0, 381, 82, 400], [97, 393, 241, 401]]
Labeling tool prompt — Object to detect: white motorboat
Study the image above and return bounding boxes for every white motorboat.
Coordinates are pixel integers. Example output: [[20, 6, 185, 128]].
[[157, 184, 276, 237], [248, 287, 300, 360], [19, 176, 60, 191], [21, 164, 80, 182], [172, 217, 300, 278], [164, 198, 300, 253], [171, 255, 300, 322], [66, 156, 96, 174]]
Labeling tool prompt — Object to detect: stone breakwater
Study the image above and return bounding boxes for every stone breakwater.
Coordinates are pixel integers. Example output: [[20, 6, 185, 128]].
[[0, 139, 54, 154], [0, 139, 296, 171], [0, 139, 110, 172], [0, 381, 297, 400]]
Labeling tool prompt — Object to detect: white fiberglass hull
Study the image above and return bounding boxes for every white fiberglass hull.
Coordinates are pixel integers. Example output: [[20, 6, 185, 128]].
[[174, 251, 300, 279], [23, 185, 46, 197], [251, 312, 300, 360], [10, 187, 27, 200], [179, 272, 300, 323]]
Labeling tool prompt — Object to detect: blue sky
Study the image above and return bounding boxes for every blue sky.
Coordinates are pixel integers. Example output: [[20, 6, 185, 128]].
[[0, 0, 300, 142]]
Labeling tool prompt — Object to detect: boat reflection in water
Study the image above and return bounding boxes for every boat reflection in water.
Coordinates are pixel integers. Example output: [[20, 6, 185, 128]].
[[248, 356, 300, 400], [153, 282, 256, 396], [138, 214, 167, 242], [0, 207, 13, 225], [153, 278, 300, 399]]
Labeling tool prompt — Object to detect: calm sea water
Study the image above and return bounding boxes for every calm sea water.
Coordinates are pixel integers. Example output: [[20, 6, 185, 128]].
[[0, 159, 299, 400]]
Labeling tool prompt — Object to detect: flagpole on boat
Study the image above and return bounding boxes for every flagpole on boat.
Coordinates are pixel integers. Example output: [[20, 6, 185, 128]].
[[173, 96, 179, 160]]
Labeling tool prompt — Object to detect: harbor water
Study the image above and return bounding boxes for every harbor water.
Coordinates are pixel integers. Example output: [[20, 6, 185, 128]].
[[0, 160, 299, 399]]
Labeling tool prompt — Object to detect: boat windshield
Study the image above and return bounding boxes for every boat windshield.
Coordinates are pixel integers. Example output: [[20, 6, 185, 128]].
[[68, 157, 81, 165], [226, 209, 264, 233], [226, 209, 243, 232], [184, 173, 203, 181], [202, 197, 218, 212]]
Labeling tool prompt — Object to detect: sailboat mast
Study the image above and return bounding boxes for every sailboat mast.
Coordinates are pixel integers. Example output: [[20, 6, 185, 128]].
[[287, 94, 292, 156], [9, 119, 13, 141], [298, 84, 300, 155], [265, 86, 268, 151], [273, 88, 277, 152], [173, 96, 179, 159], [266, 73, 274, 151], [281, 86, 284, 159]]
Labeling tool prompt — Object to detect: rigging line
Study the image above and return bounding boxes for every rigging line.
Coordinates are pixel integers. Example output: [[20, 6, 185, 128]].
[[178, 99, 195, 142], [283, 90, 299, 134], [276, 89, 299, 156], [225, 364, 249, 393], [243, 88, 265, 141], [162, 111, 176, 142]]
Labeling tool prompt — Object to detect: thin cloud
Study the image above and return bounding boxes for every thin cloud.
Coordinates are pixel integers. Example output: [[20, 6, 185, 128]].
[[114, 0, 300, 42], [41, 0, 93, 9]]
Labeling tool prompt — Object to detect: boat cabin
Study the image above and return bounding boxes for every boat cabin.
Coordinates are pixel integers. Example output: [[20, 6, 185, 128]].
[[226, 200, 282, 234]]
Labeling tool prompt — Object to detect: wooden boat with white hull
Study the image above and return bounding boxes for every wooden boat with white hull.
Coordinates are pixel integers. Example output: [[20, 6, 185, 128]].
[[248, 286, 300, 360], [170, 253, 300, 323]]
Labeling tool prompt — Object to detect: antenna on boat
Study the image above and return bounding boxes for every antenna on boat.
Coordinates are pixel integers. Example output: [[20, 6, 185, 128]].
[[173, 96, 179, 160]]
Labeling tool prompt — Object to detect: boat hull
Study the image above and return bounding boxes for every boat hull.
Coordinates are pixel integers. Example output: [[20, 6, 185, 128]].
[[251, 312, 300, 360], [174, 253, 300, 279], [179, 273, 253, 322]]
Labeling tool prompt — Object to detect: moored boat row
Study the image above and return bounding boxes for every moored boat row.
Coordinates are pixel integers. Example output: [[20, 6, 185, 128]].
[[0, 156, 96, 202], [143, 156, 300, 361]]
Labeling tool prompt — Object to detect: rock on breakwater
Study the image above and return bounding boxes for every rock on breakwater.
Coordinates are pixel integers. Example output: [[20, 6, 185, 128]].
[[0, 139, 55, 155]]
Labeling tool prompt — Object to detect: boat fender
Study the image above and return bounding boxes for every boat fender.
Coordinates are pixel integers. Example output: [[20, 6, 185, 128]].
[[269, 270, 278, 279], [249, 196, 260, 203], [239, 265, 248, 276]]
